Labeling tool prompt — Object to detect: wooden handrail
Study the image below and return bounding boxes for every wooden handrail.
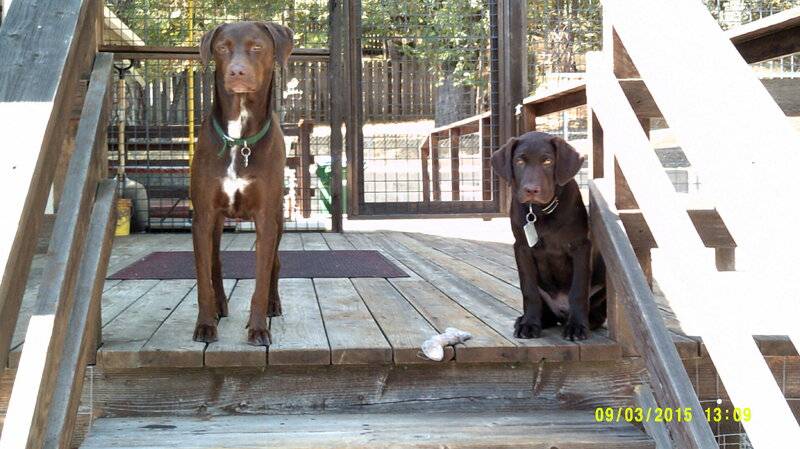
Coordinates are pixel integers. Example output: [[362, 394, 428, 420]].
[[588, 179, 718, 449], [0, 52, 115, 449], [0, 0, 102, 371]]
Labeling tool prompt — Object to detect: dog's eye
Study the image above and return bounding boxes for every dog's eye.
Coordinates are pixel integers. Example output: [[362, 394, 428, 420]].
[[251, 45, 262, 52], [542, 158, 553, 166], [514, 159, 525, 166], [216, 46, 229, 54]]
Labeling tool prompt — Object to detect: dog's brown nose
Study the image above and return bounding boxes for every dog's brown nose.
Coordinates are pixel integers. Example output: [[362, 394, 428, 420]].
[[523, 184, 541, 195], [227, 63, 249, 78]]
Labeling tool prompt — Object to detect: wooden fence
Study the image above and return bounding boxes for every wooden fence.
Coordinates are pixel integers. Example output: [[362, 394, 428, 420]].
[[120, 56, 442, 127]]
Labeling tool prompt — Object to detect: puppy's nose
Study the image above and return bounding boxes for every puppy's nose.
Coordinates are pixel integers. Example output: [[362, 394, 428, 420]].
[[523, 185, 541, 195]]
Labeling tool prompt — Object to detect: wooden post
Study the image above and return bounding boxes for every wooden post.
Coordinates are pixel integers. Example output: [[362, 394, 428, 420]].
[[495, 0, 527, 212], [590, 110, 603, 179], [328, 0, 346, 231], [297, 119, 313, 219], [420, 137, 431, 203], [480, 116, 492, 201], [431, 134, 441, 201], [344, 0, 363, 219], [449, 128, 460, 201]]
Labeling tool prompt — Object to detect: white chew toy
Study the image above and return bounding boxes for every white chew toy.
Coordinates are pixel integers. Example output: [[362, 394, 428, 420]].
[[420, 327, 472, 361]]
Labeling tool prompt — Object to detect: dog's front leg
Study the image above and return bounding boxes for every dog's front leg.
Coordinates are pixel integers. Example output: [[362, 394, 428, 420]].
[[248, 212, 279, 346], [513, 241, 544, 338], [192, 210, 219, 342], [564, 241, 591, 341]]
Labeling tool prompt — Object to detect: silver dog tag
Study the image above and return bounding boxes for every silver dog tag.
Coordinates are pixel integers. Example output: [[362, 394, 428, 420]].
[[524, 205, 538, 247]]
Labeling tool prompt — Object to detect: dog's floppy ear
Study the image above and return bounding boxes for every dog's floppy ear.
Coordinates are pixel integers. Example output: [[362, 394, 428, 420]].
[[200, 24, 226, 68], [552, 136, 584, 186], [259, 22, 294, 67], [491, 137, 518, 183]]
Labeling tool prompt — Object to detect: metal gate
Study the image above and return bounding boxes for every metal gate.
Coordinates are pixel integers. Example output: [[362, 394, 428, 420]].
[[349, 0, 504, 217]]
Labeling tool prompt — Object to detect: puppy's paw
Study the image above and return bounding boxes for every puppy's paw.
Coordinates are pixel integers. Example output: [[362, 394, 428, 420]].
[[563, 319, 589, 341], [514, 315, 542, 339], [246, 316, 272, 346], [193, 321, 218, 343]]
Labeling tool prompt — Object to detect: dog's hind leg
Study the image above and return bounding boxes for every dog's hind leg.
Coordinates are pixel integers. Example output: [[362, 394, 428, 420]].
[[211, 214, 228, 318]]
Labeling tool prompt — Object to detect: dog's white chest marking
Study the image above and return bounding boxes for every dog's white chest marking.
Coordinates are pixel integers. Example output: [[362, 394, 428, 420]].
[[221, 100, 251, 207]]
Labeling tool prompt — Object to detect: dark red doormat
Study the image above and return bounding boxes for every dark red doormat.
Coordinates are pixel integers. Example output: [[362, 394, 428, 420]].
[[108, 250, 409, 280]]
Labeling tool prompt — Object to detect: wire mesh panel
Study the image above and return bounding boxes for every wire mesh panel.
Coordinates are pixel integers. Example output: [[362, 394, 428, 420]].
[[103, 1, 333, 231], [357, 0, 497, 216]]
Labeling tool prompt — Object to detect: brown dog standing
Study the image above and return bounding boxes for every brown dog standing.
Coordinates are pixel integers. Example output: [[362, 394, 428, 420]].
[[191, 22, 293, 346], [492, 131, 606, 341]]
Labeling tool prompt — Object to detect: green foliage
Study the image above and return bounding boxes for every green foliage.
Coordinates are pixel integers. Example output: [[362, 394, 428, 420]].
[[362, 0, 489, 88]]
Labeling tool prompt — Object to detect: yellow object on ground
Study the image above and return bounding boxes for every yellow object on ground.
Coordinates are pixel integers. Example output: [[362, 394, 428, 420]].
[[115, 198, 133, 236]]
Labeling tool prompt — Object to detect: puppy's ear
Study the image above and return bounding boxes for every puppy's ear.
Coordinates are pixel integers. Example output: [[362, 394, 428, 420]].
[[200, 24, 226, 68], [259, 22, 294, 67], [552, 136, 584, 186], [491, 137, 518, 183]]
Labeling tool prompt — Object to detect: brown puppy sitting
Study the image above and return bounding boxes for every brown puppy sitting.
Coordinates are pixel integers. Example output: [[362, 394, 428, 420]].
[[492, 131, 606, 340], [191, 22, 293, 346]]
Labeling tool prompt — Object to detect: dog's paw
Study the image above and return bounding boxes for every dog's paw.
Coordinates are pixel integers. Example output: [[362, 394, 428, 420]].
[[246, 316, 271, 346], [193, 321, 218, 343], [267, 299, 282, 317], [563, 319, 589, 341], [514, 315, 542, 339]]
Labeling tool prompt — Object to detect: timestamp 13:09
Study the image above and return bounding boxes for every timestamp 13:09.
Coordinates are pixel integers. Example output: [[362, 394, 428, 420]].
[[594, 407, 752, 423]]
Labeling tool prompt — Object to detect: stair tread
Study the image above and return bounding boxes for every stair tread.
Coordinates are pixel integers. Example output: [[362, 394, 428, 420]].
[[80, 410, 654, 449]]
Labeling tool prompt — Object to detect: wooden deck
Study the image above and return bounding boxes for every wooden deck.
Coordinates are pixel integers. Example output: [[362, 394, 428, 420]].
[[10, 231, 794, 370], [11, 231, 626, 369]]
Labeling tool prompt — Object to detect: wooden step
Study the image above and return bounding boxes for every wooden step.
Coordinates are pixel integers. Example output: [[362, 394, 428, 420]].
[[79, 410, 654, 449]]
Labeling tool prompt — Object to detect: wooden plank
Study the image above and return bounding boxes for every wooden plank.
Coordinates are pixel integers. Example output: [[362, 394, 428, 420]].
[[313, 278, 391, 365], [268, 278, 330, 365], [419, 137, 431, 203], [634, 385, 673, 449], [80, 410, 655, 449], [341, 233, 420, 280], [300, 232, 329, 250], [43, 179, 116, 449], [430, 134, 441, 201], [205, 280, 266, 367], [619, 209, 736, 250], [728, 7, 800, 63], [588, 179, 719, 449], [225, 232, 256, 251], [100, 280, 160, 334], [320, 233, 355, 250], [139, 280, 236, 368], [0, 47, 109, 449], [603, 0, 800, 272], [97, 280, 196, 369], [278, 233, 303, 250], [389, 279, 522, 363], [352, 278, 453, 364], [0, 0, 98, 369]]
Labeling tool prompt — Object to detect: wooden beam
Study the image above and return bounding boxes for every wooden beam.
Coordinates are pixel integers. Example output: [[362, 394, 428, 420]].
[[589, 180, 719, 449], [0, 0, 97, 370], [297, 120, 313, 219], [604, 0, 800, 271], [44, 179, 116, 449], [431, 135, 441, 202], [480, 117, 492, 201], [344, 0, 363, 219], [328, 0, 345, 232], [620, 209, 736, 250], [728, 6, 800, 63], [419, 137, 431, 203], [0, 50, 112, 449]]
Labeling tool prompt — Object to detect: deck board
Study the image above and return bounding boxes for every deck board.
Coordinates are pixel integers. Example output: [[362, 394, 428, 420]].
[[140, 280, 236, 368], [268, 278, 331, 365], [353, 278, 454, 363], [9, 231, 737, 369], [205, 280, 268, 367], [98, 279, 197, 368], [314, 278, 392, 365]]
